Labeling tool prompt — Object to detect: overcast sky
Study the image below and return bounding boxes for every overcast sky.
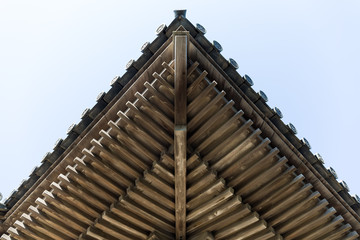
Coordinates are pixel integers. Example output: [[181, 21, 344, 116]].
[[1, 1, 359, 203]]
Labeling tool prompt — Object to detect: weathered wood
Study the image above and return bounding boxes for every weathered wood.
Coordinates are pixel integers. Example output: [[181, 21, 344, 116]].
[[126, 101, 173, 144], [187, 81, 217, 115], [174, 128, 187, 239], [187, 70, 207, 96], [187, 171, 218, 199], [187, 162, 208, 183], [293, 215, 344, 240], [144, 171, 174, 198], [187, 188, 234, 222], [233, 156, 288, 196], [187, 195, 243, 234], [226, 220, 268, 240], [7, 227, 28, 240], [196, 204, 252, 235], [188, 231, 214, 240], [94, 224, 134, 240], [173, 30, 188, 240], [27, 205, 79, 239], [152, 161, 175, 184], [201, 119, 253, 163], [50, 182, 99, 217], [144, 81, 174, 115], [14, 219, 50, 240], [135, 92, 174, 131], [108, 120, 160, 163], [100, 128, 152, 169], [20, 213, 68, 240], [110, 204, 157, 233], [283, 207, 337, 239], [35, 198, 85, 233], [126, 188, 175, 222], [91, 139, 141, 180], [187, 178, 226, 211], [255, 174, 305, 211], [74, 157, 124, 195], [153, 72, 174, 92], [188, 94, 233, 144], [135, 179, 174, 210], [161, 62, 175, 76], [319, 223, 351, 240], [194, 110, 244, 152], [117, 197, 175, 232], [189, 37, 360, 235], [246, 166, 297, 203], [85, 226, 119, 240], [160, 153, 175, 170], [117, 110, 166, 152], [66, 164, 116, 202], [186, 154, 201, 171], [102, 211, 148, 240], [0, 233, 12, 240], [174, 34, 188, 126], [82, 149, 133, 187], [187, 91, 226, 131], [277, 199, 330, 234], [261, 183, 315, 219], [219, 138, 272, 179], [269, 191, 321, 226], [211, 129, 262, 172], [186, 61, 199, 78], [42, 190, 93, 225], [214, 212, 260, 239]]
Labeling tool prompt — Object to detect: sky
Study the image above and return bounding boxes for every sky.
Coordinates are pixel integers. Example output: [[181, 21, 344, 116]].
[[0, 1, 359, 203]]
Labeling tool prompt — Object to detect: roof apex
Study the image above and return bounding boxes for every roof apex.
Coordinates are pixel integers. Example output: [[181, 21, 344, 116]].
[[174, 9, 187, 19]]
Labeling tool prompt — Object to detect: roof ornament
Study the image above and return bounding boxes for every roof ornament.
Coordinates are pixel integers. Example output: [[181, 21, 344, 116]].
[[0, 192, 2, 201], [244, 74, 254, 86], [315, 153, 325, 164], [81, 108, 90, 119], [155, 23, 167, 35], [273, 107, 283, 118], [196, 23, 207, 34], [141, 42, 150, 53], [126, 59, 135, 70], [258, 90, 268, 102], [339, 180, 350, 192], [53, 138, 63, 150], [174, 9, 186, 18], [328, 167, 338, 179], [228, 58, 239, 69], [301, 137, 311, 149], [287, 123, 297, 134], [67, 124, 77, 134], [110, 76, 120, 86], [354, 194, 360, 203], [213, 40, 223, 52]]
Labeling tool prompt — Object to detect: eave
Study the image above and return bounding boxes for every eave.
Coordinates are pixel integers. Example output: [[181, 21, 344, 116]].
[[1, 10, 359, 240]]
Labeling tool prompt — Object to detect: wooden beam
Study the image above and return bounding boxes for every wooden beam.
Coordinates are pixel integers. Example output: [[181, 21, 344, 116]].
[[173, 30, 188, 240]]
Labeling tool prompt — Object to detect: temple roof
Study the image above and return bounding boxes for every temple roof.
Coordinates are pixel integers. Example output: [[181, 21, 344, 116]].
[[1, 9, 359, 239]]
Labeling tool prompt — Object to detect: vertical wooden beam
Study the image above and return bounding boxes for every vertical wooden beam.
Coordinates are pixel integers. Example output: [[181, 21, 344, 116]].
[[174, 30, 188, 240], [174, 32, 188, 126]]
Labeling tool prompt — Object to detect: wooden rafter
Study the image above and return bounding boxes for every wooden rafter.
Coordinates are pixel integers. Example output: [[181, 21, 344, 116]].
[[1, 21, 360, 240]]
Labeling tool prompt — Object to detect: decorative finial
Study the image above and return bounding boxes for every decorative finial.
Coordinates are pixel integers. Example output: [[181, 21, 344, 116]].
[[174, 9, 187, 18]]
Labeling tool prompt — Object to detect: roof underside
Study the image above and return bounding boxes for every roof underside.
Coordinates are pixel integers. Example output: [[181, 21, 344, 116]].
[[1, 12, 360, 240]]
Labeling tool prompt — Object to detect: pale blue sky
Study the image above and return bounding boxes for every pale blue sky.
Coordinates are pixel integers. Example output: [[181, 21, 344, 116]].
[[0, 1, 359, 202]]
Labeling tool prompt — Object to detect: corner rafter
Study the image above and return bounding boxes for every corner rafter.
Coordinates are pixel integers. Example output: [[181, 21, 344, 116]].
[[173, 29, 189, 240]]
